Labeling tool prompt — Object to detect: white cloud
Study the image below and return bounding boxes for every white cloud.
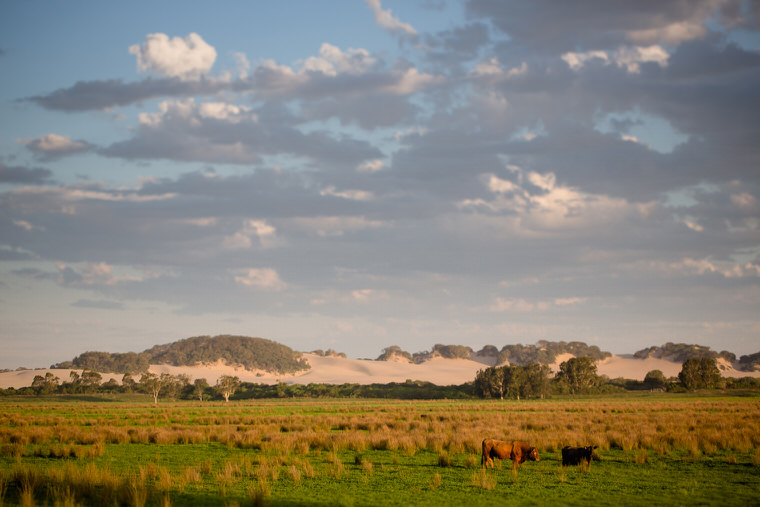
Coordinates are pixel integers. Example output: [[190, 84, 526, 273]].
[[364, 0, 417, 37], [129, 33, 216, 79], [490, 297, 586, 313], [380, 68, 444, 95], [683, 220, 704, 232], [320, 186, 375, 201], [460, 167, 648, 235], [472, 57, 503, 76], [486, 174, 521, 194], [253, 46, 441, 99], [19, 133, 90, 159], [13, 220, 43, 232], [302, 43, 376, 76], [198, 102, 256, 123], [223, 220, 277, 249], [613, 45, 670, 73], [562, 45, 669, 74], [234, 268, 286, 290], [233, 52, 251, 79], [489, 298, 549, 313], [350, 289, 388, 303], [635, 258, 760, 279], [13, 185, 176, 204], [561, 50, 609, 71], [356, 159, 385, 173], [626, 21, 708, 45], [731, 192, 757, 211], [554, 297, 586, 306], [527, 171, 556, 191]]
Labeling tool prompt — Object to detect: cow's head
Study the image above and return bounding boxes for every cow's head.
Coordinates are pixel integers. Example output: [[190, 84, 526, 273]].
[[583, 446, 597, 462], [528, 447, 540, 461]]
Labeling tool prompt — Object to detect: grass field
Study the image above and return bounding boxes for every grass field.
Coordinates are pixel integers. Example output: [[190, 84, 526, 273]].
[[1, 393, 759, 505]]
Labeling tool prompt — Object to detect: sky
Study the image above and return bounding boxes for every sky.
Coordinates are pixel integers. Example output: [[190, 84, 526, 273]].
[[1, 1, 760, 368]]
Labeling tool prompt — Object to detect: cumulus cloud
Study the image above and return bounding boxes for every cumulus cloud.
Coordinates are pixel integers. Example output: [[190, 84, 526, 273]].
[[626, 20, 709, 45], [364, 0, 418, 38], [129, 33, 217, 79], [223, 220, 277, 249], [103, 97, 382, 167], [19, 134, 93, 160], [5, 1, 760, 361], [234, 268, 286, 290], [562, 45, 669, 73]]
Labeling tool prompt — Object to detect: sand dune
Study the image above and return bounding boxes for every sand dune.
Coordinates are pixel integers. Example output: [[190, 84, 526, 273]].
[[1, 353, 757, 390]]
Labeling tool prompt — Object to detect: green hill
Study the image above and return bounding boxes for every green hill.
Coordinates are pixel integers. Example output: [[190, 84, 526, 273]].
[[53, 335, 309, 375], [633, 342, 736, 363]]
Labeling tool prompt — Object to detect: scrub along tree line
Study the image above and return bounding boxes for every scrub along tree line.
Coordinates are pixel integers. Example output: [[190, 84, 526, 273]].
[[7, 355, 758, 402], [19, 370, 245, 404], [473, 356, 757, 400]]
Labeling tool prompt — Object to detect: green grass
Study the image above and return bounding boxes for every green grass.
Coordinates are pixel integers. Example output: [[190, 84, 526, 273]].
[[1, 395, 759, 505]]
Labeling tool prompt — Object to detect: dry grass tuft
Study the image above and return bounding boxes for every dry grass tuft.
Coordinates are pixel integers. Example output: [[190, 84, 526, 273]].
[[471, 468, 496, 490]]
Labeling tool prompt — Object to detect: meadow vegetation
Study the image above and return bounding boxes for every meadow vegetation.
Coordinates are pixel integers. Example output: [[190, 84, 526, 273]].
[[0, 394, 759, 505]]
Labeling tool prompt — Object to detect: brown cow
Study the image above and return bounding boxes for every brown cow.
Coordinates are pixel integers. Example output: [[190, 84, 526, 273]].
[[562, 446, 597, 466], [481, 439, 540, 469]]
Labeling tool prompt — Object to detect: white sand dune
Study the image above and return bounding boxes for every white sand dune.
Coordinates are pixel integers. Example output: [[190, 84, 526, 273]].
[[1, 353, 757, 390]]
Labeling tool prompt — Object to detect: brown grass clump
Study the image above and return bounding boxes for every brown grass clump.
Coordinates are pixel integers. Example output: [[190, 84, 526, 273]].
[[184, 466, 201, 484], [471, 468, 496, 490], [428, 472, 442, 490]]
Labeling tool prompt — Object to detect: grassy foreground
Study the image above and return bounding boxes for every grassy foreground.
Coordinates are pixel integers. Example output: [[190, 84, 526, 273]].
[[1, 394, 759, 505]]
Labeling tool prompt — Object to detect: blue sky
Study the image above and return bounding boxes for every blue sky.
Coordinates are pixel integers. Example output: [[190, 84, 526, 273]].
[[1, 1, 760, 368]]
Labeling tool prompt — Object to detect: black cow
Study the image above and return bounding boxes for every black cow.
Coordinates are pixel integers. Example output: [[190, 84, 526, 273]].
[[561, 446, 597, 466]]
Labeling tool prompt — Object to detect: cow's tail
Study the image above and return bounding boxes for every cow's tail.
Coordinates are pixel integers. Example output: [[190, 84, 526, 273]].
[[481, 439, 486, 466]]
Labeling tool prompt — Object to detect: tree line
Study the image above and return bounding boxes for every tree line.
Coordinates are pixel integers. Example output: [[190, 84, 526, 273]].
[[5, 355, 758, 401], [473, 355, 754, 399]]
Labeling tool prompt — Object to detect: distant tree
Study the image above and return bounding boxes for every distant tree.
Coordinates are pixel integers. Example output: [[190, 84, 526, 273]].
[[140, 372, 162, 404], [65, 371, 82, 394], [162, 373, 189, 400], [31, 372, 59, 395], [679, 357, 722, 390], [473, 363, 550, 400], [643, 370, 667, 391], [476, 345, 499, 358], [193, 378, 210, 401], [376, 346, 413, 361], [80, 370, 102, 393], [431, 344, 473, 360], [503, 366, 526, 400], [523, 363, 552, 399], [121, 373, 136, 393], [556, 357, 599, 394], [216, 375, 241, 402], [101, 378, 120, 392], [474, 367, 505, 399]]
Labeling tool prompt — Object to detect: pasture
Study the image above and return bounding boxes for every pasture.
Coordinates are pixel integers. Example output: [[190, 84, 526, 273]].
[[1, 394, 759, 505]]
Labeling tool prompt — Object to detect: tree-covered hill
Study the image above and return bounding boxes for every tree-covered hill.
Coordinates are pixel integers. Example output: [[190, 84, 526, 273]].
[[375, 341, 611, 366], [633, 342, 736, 364], [738, 352, 760, 371], [53, 335, 309, 375], [495, 340, 611, 366]]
